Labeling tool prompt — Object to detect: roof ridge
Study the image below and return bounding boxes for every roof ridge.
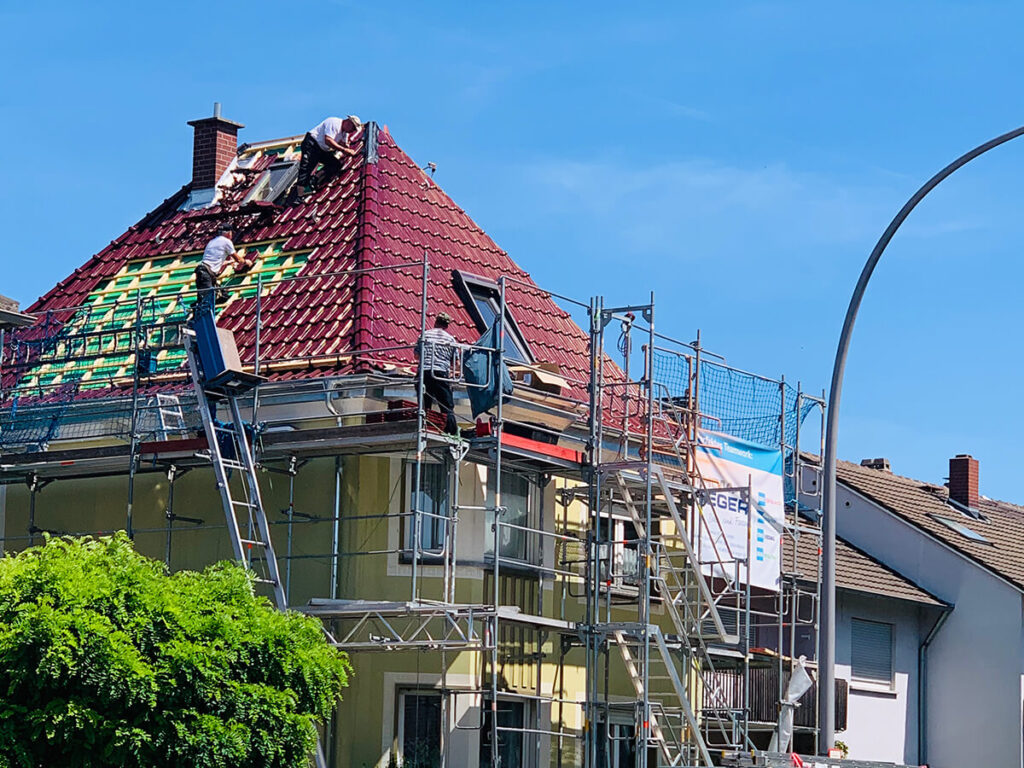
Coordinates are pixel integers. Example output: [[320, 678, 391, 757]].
[[352, 127, 381, 360], [838, 457, 946, 490]]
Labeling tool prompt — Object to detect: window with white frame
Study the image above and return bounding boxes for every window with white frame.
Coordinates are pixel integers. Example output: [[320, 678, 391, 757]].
[[405, 461, 450, 556], [397, 690, 443, 768], [850, 617, 893, 685], [485, 470, 535, 563], [595, 510, 643, 591]]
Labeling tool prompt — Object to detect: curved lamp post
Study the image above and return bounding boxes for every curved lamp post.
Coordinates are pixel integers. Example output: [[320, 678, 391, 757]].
[[819, 124, 1024, 754]]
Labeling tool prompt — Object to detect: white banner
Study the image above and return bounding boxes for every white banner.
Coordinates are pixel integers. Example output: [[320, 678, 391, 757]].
[[692, 429, 784, 591]]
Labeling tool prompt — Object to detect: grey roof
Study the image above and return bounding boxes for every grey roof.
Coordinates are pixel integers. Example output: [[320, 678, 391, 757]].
[[783, 527, 943, 606], [837, 459, 1024, 593]]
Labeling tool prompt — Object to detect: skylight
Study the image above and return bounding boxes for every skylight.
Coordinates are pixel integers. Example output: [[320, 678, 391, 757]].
[[453, 272, 532, 363], [245, 161, 298, 203], [929, 514, 990, 544]]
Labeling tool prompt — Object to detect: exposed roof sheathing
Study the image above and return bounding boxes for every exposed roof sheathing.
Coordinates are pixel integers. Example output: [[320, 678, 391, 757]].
[[17, 123, 593, 400]]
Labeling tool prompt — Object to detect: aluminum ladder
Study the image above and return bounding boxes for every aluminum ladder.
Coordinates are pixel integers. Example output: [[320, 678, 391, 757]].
[[155, 393, 187, 439], [183, 329, 287, 610]]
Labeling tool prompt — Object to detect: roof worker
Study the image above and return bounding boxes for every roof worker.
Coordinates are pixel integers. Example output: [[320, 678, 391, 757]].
[[194, 226, 251, 314], [296, 115, 363, 198], [418, 312, 461, 436]]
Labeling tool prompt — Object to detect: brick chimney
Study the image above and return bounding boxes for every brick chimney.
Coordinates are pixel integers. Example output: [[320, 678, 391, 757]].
[[949, 454, 979, 509], [186, 102, 244, 189]]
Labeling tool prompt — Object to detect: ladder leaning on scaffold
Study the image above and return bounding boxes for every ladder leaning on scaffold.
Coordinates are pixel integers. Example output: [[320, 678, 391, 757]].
[[182, 325, 286, 610]]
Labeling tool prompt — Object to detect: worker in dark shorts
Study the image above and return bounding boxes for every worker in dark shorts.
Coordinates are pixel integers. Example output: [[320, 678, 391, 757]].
[[295, 115, 362, 197], [418, 313, 461, 435], [194, 227, 251, 313]]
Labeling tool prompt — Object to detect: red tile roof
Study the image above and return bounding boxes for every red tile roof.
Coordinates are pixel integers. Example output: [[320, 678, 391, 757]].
[[14, 124, 596, 405]]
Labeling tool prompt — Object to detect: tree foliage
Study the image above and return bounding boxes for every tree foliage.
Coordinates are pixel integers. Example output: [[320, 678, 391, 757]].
[[0, 534, 350, 767]]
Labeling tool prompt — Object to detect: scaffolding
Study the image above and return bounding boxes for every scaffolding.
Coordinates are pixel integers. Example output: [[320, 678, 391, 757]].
[[0, 257, 825, 767]]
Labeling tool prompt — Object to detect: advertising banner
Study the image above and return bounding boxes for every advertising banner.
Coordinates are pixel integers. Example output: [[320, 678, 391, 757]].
[[692, 429, 784, 591]]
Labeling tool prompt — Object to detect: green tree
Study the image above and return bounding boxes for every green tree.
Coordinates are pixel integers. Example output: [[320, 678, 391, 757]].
[[0, 533, 350, 767]]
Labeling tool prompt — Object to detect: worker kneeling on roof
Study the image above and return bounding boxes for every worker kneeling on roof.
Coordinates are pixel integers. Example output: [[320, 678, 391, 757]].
[[296, 115, 362, 198], [194, 226, 252, 314]]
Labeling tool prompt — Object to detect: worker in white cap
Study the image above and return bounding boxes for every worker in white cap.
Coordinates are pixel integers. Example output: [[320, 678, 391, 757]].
[[418, 312, 461, 435], [296, 115, 363, 197]]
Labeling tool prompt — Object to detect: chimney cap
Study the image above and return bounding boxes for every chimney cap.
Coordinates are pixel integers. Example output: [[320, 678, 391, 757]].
[[860, 457, 891, 472], [187, 102, 244, 130]]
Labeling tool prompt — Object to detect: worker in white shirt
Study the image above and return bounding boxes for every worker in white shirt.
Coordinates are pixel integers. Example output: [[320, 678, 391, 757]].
[[296, 115, 363, 197], [194, 226, 251, 313], [418, 313, 461, 435]]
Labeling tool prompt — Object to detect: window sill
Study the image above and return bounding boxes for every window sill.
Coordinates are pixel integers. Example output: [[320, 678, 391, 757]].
[[848, 680, 897, 697], [398, 551, 448, 565], [483, 556, 544, 576]]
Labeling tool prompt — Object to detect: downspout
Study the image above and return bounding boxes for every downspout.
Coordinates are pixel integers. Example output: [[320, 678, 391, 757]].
[[918, 604, 952, 765]]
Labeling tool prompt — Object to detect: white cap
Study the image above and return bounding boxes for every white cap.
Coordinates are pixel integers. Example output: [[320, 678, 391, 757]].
[[346, 114, 363, 128]]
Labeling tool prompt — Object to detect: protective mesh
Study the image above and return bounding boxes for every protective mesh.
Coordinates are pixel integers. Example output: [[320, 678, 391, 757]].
[[0, 389, 201, 452], [651, 350, 815, 449]]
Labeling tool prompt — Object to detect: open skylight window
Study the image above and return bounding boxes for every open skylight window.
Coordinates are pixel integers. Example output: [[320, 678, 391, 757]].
[[244, 161, 298, 203], [928, 514, 991, 544], [452, 271, 532, 363]]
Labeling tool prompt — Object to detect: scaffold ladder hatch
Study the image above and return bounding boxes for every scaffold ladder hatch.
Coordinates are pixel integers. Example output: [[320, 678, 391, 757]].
[[181, 310, 286, 610]]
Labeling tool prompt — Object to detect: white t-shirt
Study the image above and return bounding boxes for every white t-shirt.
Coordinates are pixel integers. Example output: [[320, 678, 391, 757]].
[[201, 235, 236, 272], [309, 117, 348, 151]]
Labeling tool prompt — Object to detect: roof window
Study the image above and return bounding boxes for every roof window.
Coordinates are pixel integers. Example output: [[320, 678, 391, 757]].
[[244, 161, 298, 204], [929, 514, 991, 544], [452, 272, 532, 363]]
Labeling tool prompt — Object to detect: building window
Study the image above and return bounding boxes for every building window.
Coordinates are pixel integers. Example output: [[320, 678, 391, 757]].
[[405, 461, 450, 555], [597, 721, 637, 768], [244, 161, 299, 203], [596, 511, 643, 591], [929, 514, 990, 544], [480, 699, 526, 768], [452, 271, 532, 363], [398, 690, 442, 768], [851, 618, 893, 685], [485, 471, 534, 563]]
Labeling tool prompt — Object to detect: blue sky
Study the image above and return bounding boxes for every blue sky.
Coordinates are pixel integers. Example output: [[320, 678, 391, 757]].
[[3, 2, 1024, 499]]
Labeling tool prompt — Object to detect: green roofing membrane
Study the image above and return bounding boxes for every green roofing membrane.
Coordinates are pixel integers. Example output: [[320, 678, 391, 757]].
[[15, 243, 309, 393]]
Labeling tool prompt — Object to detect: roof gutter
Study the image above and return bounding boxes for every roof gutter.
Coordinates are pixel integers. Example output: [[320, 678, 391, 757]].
[[918, 604, 952, 765]]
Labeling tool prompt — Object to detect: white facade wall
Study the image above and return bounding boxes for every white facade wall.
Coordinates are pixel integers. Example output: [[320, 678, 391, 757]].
[[835, 592, 923, 764], [837, 483, 1024, 768]]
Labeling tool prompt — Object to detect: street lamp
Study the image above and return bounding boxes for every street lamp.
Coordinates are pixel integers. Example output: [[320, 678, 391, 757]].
[[818, 124, 1024, 755]]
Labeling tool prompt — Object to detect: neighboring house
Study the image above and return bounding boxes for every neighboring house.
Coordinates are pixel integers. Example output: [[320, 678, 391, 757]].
[[776, 522, 946, 762], [835, 454, 1024, 768]]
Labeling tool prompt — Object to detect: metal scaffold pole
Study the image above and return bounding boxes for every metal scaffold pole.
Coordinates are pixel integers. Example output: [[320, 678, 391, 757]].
[[489, 276, 507, 768], [411, 256, 429, 602]]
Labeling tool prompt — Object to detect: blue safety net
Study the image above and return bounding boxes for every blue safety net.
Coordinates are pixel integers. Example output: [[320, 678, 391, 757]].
[[651, 350, 815, 449]]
